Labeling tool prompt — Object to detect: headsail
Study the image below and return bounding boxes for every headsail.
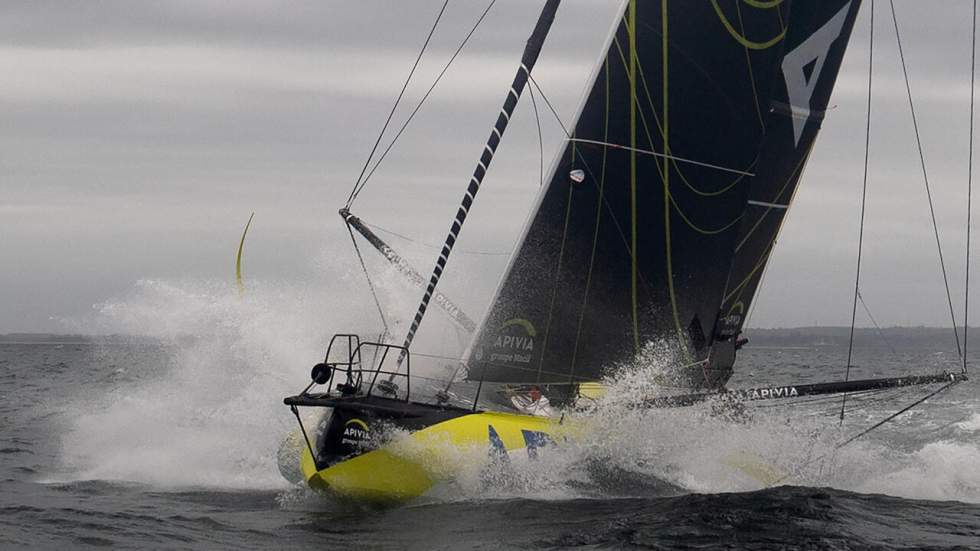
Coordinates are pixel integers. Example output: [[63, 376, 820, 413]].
[[465, 1, 862, 388]]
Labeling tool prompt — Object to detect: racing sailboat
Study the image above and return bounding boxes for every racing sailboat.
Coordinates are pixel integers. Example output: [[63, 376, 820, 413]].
[[282, 0, 968, 502]]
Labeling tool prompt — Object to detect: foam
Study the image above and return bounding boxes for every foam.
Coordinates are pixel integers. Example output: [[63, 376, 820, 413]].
[[59, 254, 377, 489], [56, 269, 980, 503]]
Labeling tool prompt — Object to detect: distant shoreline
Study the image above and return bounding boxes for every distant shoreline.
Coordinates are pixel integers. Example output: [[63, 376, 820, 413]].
[[1, 327, 971, 347]]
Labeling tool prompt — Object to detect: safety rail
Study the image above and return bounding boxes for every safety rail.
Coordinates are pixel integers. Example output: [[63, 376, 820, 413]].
[[301, 337, 412, 403]]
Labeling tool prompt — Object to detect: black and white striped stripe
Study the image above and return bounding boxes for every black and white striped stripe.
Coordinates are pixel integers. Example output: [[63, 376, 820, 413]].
[[391, 0, 562, 374]]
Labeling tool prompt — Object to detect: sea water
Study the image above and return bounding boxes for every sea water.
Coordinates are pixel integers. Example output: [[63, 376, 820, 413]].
[[1, 278, 979, 549]]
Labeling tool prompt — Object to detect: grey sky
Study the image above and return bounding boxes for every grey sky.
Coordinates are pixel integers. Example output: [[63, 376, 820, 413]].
[[2, 1, 978, 334]]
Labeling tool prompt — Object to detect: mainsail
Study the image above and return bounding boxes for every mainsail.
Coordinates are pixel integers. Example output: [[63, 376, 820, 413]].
[[465, 1, 862, 388]]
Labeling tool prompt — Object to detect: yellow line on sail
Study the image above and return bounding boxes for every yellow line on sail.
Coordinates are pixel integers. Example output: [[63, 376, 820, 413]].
[[742, 0, 784, 9], [711, 0, 786, 50], [629, 1, 640, 352], [668, 194, 744, 235], [722, 237, 776, 305], [614, 38, 746, 234], [614, 36, 750, 197], [236, 212, 254, 297]]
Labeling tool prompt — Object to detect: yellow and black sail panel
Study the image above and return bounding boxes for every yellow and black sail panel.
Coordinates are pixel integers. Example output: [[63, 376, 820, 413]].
[[714, 1, 862, 380], [466, 1, 864, 388]]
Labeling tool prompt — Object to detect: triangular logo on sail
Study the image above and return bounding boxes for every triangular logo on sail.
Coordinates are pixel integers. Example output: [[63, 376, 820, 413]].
[[782, 2, 852, 146]]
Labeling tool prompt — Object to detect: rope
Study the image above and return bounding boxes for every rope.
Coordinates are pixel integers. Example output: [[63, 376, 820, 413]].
[[570, 138, 755, 177], [529, 75, 570, 136], [890, 0, 963, 360], [346, 0, 449, 207], [528, 75, 545, 187], [348, 0, 498, 205], [389, 0, 563, 381], [841, 0, 875, 423], [965, 0, 977, 375], [857, 291, 898, 355], [346, 224, 390, 339], [835, 381, 959, 448], [770, 380, 962, 486], [364, 221, 509, 256]]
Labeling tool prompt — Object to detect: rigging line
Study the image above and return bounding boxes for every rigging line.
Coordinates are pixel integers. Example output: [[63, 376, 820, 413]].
[[552, 73, 666, 306], [835, 380, 960, 449], [522, 55, 665, 304], [528, 77, 545, 187], [841, 0, 875, 424], [536, 178, 576, 383], [569, 138, 755, 177], [439, 325, 470, 394], [735, 0, 766, 131], [569, 59, 610, 379], [857, 290, 898, 355], [537, 142, 578, 382], [725, 142, 818, 307], [741, 244, 773, 331], [890, 0, 963, 360], [391, 0, 563, 381], [573, 146, 657, 298], [349, 0, 498, 205], [770, 380, 961, 486], [346, 224, 390, 339], [364, 221, 509, 256], [965, 0, 977, 375], [732, 142, 813, 254], [346, 0, 449, 207], [528, 75, 570, 136]]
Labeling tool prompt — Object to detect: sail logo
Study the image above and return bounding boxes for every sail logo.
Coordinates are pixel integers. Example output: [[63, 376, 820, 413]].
[[782, 2, 851, 146], [432, 292, 461, 318], [494, 334, 534, 351], [487, 318, 536, 364]]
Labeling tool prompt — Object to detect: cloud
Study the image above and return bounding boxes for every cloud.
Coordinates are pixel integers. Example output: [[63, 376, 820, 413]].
[[3, 1, 979, 334]]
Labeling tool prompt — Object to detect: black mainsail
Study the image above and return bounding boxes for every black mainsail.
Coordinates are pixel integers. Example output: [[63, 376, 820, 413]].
[[465, 1, 862, 388]]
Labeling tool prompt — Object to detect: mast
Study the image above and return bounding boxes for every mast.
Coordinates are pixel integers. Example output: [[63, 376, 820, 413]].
[[388, 0, 563, 378]]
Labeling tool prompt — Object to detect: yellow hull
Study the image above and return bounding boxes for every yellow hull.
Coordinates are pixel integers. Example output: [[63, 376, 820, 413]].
[[299, 411, 563, 503]]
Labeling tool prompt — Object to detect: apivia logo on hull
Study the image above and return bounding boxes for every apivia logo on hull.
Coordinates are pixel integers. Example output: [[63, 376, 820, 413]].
[[740, 386, 799, 401], [341, 418, 370, 447]]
